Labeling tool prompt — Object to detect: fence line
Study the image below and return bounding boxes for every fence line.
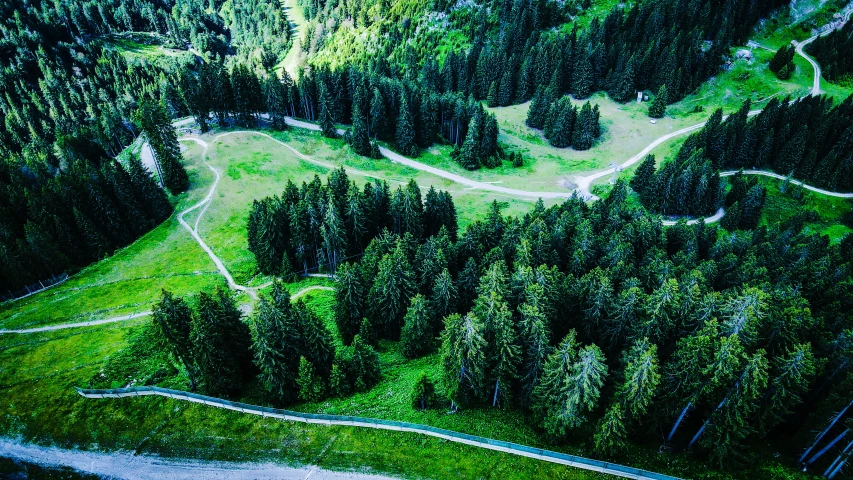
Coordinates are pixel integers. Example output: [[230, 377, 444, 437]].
[[0, 273, 69, 304], [76, 386, 681, 480]]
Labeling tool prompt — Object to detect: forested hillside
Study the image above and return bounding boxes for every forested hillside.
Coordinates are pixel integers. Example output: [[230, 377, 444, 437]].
[[38, 0, 290, 64], [807, 20, 853, 84], [229, 170, 853, 465], [634, 95, 853, 217], [295, 0, 787, 105], [0, 1, 190, 293]]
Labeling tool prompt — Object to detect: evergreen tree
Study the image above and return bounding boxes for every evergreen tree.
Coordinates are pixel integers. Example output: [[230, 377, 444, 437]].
[[533, 332, 608, 437], [571, 101, 598, 150], [395, 94, 418, 156], [401, 294, 435, 358], [334, 262, 364, 345], [411, 372, 438, 410], [489, 300, 520, 407], [251, 284, 301, 402], [191, 288, 253, 396], [695, 351, 769, 464], [760, 343, 817, 431], [294, 300, 336, 375], [594, 403, 629, 454], [368, 243, 416, 339], [152, 290, 197, 390], [370, 87, 387, 139], [630, 155, 656, 197], [319, 84, 338, 138], [459, 109, 483, 170], [440, 313, 488, 408], [297, 356, 325, 401], [518, 297, 550, 405], [648, 85, 668, 118], [430, 268, 458, 333], [573, 57, 594, 99], [134, 99, 189, 194]]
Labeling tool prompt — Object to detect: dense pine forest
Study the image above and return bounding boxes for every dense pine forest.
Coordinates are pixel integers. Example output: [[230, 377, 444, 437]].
[[633, 94, 853, 217], [808, 20, 853, 84], [295, 0, 787, 105], [102, 168, 853, 469], [0, 1, 189, 292]]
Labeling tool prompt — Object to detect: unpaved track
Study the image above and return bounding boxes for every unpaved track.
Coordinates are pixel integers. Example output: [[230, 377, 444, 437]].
[[291, 285, 335, 300], [0, 311, 151, 334], [282, 118, 571, 199], [0, 439, 395, 480], [720, 170, 853, 198], [795, 34, 823, 95], [175, 137, 257, 299]]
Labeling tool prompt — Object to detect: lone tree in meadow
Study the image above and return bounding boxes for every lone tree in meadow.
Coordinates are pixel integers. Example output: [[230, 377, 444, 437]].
[[648, 85, 668, 118]]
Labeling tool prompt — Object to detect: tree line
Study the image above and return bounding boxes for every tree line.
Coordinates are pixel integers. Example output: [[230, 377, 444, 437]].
[[179, 62, 513, 170], [633, 95, 853, 217], [247, 168, 458, 278], [526, 90, 602, 149], [144, 282, 381, 403], [807, 21, 853, 84]]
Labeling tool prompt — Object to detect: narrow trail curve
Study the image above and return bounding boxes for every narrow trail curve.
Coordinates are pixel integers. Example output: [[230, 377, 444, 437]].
[[662, 208, 725, 227], [719, 170, 853, 198], [291, 285, 335, 300], [281, 115, 852, 226], [76, 386, 681, 480], [175, 134, 350, 302], [0, 312, 151, 334], [795, 34, 823, 95], [283, 118, 572, 199], [176, 137, 257, 300]]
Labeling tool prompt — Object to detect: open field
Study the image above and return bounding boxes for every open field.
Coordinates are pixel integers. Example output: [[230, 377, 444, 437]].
[[98, 33, 194, 62]]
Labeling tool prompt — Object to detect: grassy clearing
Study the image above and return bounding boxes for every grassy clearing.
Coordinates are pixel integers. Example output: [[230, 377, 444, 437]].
[[98, 33, 192, 62], [669, 50, 815, 118], [759, 177, 853, 240], [277, 0, 309, 79], [488, 94, 699, 182]]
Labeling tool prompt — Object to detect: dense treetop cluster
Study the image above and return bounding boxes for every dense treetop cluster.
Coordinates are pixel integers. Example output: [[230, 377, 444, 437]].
[[245, 169, 853, 466], [27, 0, 291, 64], [807, 20, 853, 84], [296, 0, 787, 105], [526, 91, 602, 149], [633, 95, 853, 217], [0, 2, 195, 292]]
